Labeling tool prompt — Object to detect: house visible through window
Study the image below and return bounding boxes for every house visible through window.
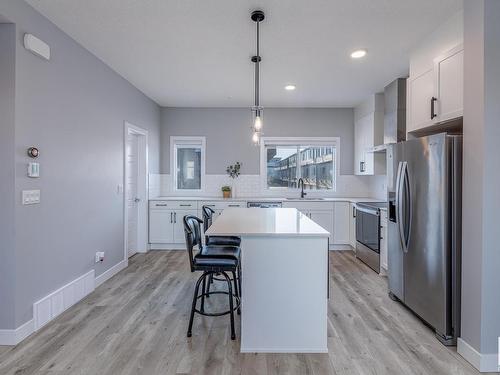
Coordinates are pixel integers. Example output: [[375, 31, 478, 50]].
[[171, 137, 205, 191], [262, 138, 337, 191]]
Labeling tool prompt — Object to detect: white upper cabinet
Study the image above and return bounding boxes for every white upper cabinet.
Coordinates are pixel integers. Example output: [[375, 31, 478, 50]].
[[434, 45, 464, 123], [354, 94, 385, 175], [406, 11, 463, 134], [407, 44, 463, 133], [407, 69, 435, 132]]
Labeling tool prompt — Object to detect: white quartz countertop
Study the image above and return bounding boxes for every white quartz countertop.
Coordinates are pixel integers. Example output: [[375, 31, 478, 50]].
[[149, 196, 384, 203], [205, 208, 330, 237]]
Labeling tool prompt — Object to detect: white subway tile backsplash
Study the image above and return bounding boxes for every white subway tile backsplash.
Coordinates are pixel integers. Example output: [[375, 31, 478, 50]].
[[149, 173, 387, 199]]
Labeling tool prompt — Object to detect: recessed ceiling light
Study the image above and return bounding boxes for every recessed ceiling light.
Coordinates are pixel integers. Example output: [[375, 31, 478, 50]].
[[285, 85, 296, 91], [351, 49, 367, 59]]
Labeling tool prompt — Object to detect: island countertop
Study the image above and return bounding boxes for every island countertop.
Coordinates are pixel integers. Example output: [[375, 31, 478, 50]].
[[205, 207, 330, 237]]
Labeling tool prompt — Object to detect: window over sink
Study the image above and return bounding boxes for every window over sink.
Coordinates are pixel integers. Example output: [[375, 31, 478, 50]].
[[261, 137, 338, 192]]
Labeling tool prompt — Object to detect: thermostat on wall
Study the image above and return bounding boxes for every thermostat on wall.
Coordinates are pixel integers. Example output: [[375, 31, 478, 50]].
[[24, 33, 51, 61], [28, 162, 40, 178]]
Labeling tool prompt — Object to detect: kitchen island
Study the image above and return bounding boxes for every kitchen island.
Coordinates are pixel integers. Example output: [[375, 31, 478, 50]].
[[205, 207, 329, 353]]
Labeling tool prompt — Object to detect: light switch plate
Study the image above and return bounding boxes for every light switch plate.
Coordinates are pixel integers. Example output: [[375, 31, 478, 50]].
[[22, 190, 40, 205]]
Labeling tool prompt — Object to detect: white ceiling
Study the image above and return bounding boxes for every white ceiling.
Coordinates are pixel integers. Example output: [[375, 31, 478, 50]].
[[26, 0, 462, 107]]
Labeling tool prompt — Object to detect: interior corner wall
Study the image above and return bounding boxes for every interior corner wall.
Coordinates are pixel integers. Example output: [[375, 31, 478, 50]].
[[462, 0, 500, 363], [0, 22, 17, 330], [0, 0, 161, 328]]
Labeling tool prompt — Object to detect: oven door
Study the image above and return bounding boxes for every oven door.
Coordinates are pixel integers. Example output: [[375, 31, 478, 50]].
[[355, 206, 380, 254]]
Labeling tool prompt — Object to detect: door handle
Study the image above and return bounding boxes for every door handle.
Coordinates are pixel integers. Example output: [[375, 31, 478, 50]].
[[431, 97, 437, 119], [134, 197, 141, 203], [170, 212, 173, 224]]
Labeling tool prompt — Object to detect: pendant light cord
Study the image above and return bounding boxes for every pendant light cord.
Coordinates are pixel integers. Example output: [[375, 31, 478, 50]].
[[255, 20, 260, 110]]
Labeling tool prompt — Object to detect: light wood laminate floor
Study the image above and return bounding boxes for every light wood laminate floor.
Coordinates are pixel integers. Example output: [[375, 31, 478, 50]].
[[0, 251, 480, 375]]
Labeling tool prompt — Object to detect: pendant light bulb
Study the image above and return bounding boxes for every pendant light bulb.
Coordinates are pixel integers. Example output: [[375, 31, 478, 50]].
[[252, 131, 260, 145], [254, 115, 262, 131]]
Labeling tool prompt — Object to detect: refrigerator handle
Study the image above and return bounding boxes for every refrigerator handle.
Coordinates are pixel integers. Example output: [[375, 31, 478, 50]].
[[396, 161, 408, 253], [403, 163, 412, 251]]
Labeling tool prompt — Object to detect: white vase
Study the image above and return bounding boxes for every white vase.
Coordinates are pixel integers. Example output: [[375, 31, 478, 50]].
[[232, 181, 237, 198]]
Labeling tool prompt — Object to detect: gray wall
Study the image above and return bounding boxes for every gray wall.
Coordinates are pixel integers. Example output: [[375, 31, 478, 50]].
[[462, 0, 500, 356], [0, 0, 161, 328], [0, 23, 17, 329], [161, 107, 354, 175]]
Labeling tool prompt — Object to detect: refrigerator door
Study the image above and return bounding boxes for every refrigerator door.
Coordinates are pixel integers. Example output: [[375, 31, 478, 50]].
[[387, 143, 405, 301], [403, 133, 450, 336]]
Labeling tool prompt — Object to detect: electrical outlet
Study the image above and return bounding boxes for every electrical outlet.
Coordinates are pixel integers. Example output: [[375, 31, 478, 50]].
[[95, 251, 105, 263]]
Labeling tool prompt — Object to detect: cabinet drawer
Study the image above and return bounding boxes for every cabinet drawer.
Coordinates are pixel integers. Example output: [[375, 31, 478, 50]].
[[282, 201, 334, 211], [201, 201, 245, 210], [149, 200, 198, 210]]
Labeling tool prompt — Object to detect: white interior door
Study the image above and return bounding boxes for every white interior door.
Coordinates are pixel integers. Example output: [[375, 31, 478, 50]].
[[126, 133, 139, 257]]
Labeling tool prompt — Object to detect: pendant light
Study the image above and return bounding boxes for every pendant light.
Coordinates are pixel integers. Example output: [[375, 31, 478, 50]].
[[250, 10, 265, 145]]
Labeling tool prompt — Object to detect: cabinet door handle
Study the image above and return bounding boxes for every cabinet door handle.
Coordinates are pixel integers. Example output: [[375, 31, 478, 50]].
[[180, 204, 191, 207], [360, 161, 365, 173], [431, 97, 437, 119], [228, 204, 239, 207], [353, 206, 356, 218], [174, 212, 177, 223], [156, 203, 168, 207], [170, 212, 173, 223]]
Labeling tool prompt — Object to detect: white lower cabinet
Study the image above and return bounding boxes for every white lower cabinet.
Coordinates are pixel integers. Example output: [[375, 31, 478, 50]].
[[149, 209, 175, 243], [150, 199, 362, 251], [349, 203, 356, 248], [380, 209, 388, 273], [149, 201, 197, 248], [333, 202, 350, 245], [309, 211, 334, 244]]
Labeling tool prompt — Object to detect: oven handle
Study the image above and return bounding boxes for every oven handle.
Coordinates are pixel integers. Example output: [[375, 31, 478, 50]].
[[355, 206, 380, 216]]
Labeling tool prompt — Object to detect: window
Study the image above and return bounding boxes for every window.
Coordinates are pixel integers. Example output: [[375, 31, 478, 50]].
[[261, 137, 338, 191], [171, 137, 205, 191]]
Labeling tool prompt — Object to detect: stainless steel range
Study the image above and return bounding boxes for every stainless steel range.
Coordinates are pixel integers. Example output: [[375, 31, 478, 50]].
[[355, 201, 387, 273]]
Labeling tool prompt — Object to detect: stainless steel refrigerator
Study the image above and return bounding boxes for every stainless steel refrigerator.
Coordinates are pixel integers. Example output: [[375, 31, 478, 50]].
[[387, 133, 462, 345]]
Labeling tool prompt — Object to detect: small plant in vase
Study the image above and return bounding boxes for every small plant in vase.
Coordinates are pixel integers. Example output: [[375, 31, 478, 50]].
[[226, 162, 241, 197], [221, 185, 232, 199]]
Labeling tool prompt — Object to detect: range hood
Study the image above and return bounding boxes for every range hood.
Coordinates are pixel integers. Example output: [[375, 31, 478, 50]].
[[367, 78, 407, 153]]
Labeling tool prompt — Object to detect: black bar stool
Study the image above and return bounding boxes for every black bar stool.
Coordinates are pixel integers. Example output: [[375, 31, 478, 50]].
[[201, 206, 242, 297], [183, 215, 241, 340]]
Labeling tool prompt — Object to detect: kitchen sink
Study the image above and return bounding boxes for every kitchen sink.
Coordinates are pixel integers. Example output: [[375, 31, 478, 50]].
[[285, 197, 325, 201]]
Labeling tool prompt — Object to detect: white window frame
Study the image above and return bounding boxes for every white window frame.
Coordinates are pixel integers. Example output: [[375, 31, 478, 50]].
[[170, 136, 206, 192], [260, 137, 339, 194]]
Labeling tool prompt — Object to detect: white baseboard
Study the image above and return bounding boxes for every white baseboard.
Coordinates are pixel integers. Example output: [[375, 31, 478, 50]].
[[95, 259, 128, 288], [149, 243, 184, 250], [329, 245, 354, 251], [457, 338, 500, 373], [34, 270, 95, 331], [0, 319, 35, 346]]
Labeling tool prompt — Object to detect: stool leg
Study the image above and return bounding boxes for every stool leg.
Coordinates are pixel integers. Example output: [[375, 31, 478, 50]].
[[201, 276, 206, 313], [222, 271, 236, 340], [206, 273, 211, 298], [238, 263, 242, 297], [232, 271, 240, 315], [187, 272, 205, 338]]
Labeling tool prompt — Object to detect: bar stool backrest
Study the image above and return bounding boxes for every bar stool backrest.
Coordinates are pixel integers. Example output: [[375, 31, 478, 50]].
[[183, 215, 203, 272], [201, 205, 215, 233]]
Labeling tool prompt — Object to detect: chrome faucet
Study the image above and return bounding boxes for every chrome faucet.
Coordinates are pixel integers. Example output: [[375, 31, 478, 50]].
[[297, 178, 307, 199]]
